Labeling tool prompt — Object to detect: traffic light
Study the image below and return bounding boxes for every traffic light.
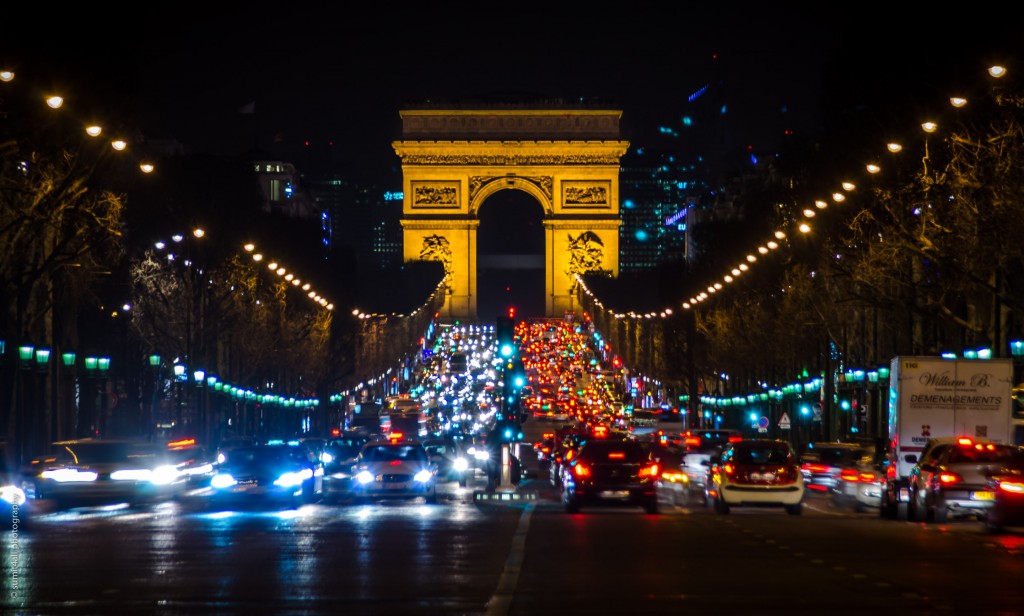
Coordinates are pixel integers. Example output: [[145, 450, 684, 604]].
[[496, 307, 516, 359]]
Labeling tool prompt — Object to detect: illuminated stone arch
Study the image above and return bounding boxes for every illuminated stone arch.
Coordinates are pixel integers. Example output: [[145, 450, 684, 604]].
[[394, 108, 628, 319]]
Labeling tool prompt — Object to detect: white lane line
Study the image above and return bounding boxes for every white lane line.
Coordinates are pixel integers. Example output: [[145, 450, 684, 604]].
[[486, 502, 536, 616]]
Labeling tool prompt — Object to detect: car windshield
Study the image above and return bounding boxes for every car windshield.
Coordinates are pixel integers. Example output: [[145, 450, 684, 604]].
[[362, 444, 428, 463], [946, 444, 1020, 464], [222, 446, 308, 467], [60, 442, 156, 464], [733, 444, 791, 465]]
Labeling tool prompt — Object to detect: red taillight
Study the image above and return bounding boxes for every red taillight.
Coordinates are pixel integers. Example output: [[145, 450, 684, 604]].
[[938, 472, 962, 486], [684, 436, 700, 447], [723, 463, 735, 476], [608, 452, 625, 460], [802, 463, 829, 473], [859, 472, 877, 483], [956, 437, 973, 446], [573, 462, 591, 478], [728, 435, 743, 443], [639, 463, 659, 478], [389, 460, 402, 466], [840, 468, 861, 482], [997, 480, 1024, 494]]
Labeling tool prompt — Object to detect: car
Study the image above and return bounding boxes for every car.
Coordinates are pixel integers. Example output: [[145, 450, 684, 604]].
[[831, 444, 888, 512], [800, 442, 873, 494], [29, 439, 186, 510], [350, 438, 438, 503], [905, 436, 963, 514], [706, 439, 805, 515], [204, 443, 325, 509], [560, 436, 660, 514], [549, 431, 585, 488], [679, 429, 742, 500], [321, 434, 369, 494], [984, 454, 1024, 533], [423, 437, 471, 487], [163, 437, 217, 490], [909, 437, 1021, 523]]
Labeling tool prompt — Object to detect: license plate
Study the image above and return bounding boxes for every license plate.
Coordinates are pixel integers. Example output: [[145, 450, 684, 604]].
[[751, 473, 775, 481], [386, 482, 409, 490], [971, 491, 995, 501], [600, 490, 629, 499]]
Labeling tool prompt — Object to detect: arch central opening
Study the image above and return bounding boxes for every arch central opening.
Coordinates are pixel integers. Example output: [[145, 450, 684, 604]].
[[476, 189, 545, 320]]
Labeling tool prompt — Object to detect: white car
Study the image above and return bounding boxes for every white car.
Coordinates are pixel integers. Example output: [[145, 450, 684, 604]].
[[351, 439, 438, 503], [707, 439, 805, 515]]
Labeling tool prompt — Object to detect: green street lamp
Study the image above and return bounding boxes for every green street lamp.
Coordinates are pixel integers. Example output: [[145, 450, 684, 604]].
[[97, 357, 111, 373], [18, 345, 34, 368], [35, 347, 51, 366], [148, 354, 161, 367], [84, 356, 98, 371], [1011, 340, 1024, 358], [62, 352, 76, 368]]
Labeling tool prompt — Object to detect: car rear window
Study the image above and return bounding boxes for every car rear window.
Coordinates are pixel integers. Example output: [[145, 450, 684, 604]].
[[579, 441, 647, 463], [807, 447, 868, 466], [732, 444, 791, 465], [946, 444, 1020, 464]]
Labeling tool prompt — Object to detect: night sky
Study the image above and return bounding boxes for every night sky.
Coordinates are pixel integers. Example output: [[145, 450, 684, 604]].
[[2, 4, 1018, 187]]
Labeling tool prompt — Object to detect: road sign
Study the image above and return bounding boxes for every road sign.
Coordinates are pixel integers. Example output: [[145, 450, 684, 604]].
[[778, 412, 791, 430], [757, 416, 770, 430]]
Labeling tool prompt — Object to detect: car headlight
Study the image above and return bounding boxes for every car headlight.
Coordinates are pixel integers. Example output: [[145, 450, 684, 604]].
[[186, 463, 214, 476], [320, 452, 334, 464], [474, 450, 490, 461], [1, 485, 26, 506], [111, 469, 154, 481], [41, 468, 98, 482], [453, 457, 470, 472], [150, 465, 182, 485], [211, 473, 237, 489], [414, 469, 433, 483], [356, 470, 375, 484], [274, 468, 313, 487]]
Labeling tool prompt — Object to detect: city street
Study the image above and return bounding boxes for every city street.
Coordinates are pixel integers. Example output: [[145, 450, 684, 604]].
[[6, 443, 1024, 615]]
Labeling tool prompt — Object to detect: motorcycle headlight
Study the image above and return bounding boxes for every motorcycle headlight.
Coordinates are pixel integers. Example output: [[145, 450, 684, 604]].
[[453, 457, 470, 472], [1, 485, 26, 506], [274, 468, 313, 488], [211, 473, 237, 489], [414, 470, 433, 483], [356, 470, 375, 484]]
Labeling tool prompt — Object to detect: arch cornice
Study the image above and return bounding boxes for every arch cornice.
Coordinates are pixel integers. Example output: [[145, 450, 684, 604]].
[[392, 140, 630, 166]]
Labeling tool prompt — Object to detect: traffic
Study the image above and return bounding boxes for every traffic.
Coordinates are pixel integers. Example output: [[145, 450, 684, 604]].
[[7, 312, 1024, 535]]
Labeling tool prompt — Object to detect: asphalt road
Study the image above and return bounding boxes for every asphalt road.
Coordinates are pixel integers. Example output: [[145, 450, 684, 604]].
[[5, 436, 1024, 616]]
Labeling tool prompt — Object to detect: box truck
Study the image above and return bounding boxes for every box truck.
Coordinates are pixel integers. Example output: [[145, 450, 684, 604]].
[[880, 356, 1014, 519]]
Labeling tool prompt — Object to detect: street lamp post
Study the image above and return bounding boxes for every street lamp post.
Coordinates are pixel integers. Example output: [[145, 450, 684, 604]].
[[193, 369, 206, 445], [60, 350, 76, 442]]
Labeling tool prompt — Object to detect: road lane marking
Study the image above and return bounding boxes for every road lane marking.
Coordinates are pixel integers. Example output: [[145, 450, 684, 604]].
[[486, 502, 535, 616]]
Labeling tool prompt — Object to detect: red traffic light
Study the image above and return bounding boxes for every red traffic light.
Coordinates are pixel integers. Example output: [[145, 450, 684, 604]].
[[507, 306, 516, 319]]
